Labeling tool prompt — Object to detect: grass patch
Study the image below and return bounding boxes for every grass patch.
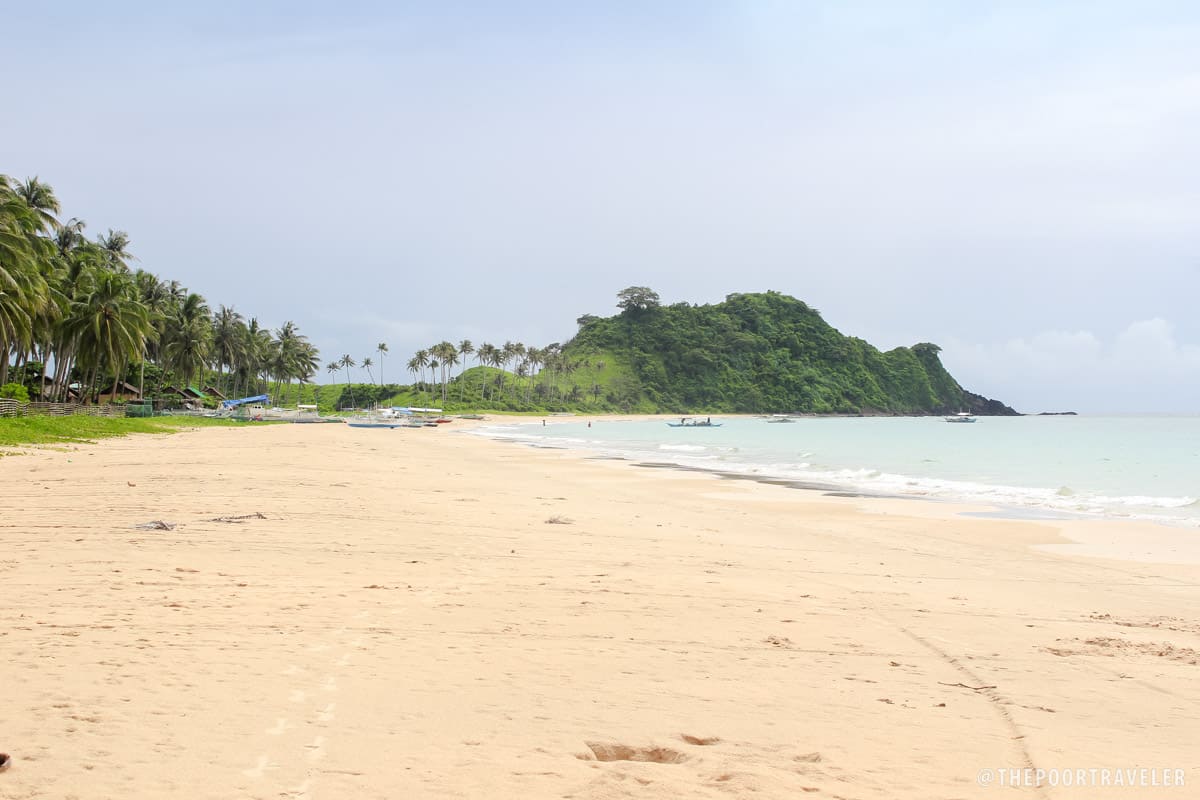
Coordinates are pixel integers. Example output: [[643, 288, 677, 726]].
[[0, 415, 244, 448]]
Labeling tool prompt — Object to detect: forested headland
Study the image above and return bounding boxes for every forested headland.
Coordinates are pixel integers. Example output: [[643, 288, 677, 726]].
[[337, 288, 1015, 416]]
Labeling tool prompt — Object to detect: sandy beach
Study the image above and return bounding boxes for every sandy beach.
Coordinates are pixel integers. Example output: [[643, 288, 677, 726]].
[[1, 420, 1196, 799]]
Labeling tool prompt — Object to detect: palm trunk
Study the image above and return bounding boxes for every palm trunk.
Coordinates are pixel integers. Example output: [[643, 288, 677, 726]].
[[40, 342, 51, 400]]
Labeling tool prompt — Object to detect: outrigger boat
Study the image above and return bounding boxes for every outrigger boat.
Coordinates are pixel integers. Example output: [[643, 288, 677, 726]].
[[667, 417, 722, 428], [345, 407, 407, 428], [945, 411, 977, 423], [345, 418, 405, 429]]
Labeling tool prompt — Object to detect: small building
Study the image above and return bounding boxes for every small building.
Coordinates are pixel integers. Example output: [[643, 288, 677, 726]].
[[36, 376, 79, 402], [203, 386, 228, 401], [97, 381, 143, 404]]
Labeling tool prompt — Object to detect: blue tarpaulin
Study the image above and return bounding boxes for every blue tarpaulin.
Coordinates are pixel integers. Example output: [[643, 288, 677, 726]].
[[220, 394, 269, 410]]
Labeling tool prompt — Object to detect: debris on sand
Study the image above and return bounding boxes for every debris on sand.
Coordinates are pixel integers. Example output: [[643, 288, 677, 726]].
[[208, 512, 268, 524]]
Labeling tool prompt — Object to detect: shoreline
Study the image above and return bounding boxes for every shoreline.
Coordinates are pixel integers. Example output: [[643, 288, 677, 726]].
[[2, 422, 1197, 798], [474, 413, 1200, 564]]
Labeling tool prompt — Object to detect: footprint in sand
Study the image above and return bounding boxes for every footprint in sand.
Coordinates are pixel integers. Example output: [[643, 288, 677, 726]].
[[242, 754, 277, 778], [583, 742, 689, 764], [316, 703, 336, 722], [289, 690, 307, 703], [336, 653, 352, 667], [280, 779, 311, 799], [266, 718, 291, 736], [305, 736, 326, 762], [321, 677, 338, 693]]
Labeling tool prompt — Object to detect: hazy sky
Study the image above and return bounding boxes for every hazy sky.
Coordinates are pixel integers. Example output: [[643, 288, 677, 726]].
[[5, 1, 1197, 412]]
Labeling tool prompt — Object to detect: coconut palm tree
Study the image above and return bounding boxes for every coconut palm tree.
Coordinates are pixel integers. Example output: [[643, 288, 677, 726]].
[[161, 292, 211, 390], [0, 177, 54, 386], [475, 343, 496, 401], [501, 341, 524, 402], [376, 341, 388, 385], [43, 234, 102, 399], [269, 321, 307, 404], [97, 229, 134, 272], [233, 317, 273, 397], [294, 341, 321, 404], [427, 358, 439, 403], [338, 354, 357, 407], [411, 349, 430, 404], [405, 355, 422, 401], [457, 339, 474, 402], [13, 177, 61, 232], [430, 341, 458, 407], [211, 305, 245, 394], [162, 313, 211, 391], [61, 269, 151, 400], [361, 356, 374, 385]]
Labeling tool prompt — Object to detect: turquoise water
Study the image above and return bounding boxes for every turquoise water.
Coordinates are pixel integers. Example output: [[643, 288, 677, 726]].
[[474, 416, 1200, 527]]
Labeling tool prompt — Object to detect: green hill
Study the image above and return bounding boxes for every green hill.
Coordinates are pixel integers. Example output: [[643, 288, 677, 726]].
[[561, 290, 1015, 415], [315, 289, 1015, 416]]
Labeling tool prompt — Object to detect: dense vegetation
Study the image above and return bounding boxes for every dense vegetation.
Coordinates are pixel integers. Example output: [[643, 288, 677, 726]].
[[1, 175, 319, 405], [565, 289, 1008, 414]]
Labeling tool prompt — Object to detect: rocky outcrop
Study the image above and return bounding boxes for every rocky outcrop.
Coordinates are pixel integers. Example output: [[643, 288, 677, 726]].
[[961, 392, 1021, 416]]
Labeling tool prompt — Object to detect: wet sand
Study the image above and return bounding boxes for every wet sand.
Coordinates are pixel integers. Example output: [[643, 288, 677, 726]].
[[1, 421, 1196, 798]]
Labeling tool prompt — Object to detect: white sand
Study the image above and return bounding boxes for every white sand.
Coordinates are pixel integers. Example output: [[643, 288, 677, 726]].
[[1, 421, 1196, 799]]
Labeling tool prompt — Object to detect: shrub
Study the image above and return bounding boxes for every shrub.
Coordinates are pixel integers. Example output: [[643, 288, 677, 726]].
[[0, 382, 30, 403]]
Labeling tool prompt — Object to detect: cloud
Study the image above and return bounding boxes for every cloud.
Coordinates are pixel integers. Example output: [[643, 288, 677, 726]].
[[942, 319, 1200, 413]]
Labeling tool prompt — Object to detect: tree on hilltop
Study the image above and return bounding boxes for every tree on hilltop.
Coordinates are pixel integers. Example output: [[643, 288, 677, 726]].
[[616, 286, 660, 313]]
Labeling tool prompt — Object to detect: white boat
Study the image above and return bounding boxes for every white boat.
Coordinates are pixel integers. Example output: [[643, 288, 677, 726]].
[[945, 412, 977, 423], [345, 417, 405, 429], [277, 404, 342, 423], [345, 408, 407, 429]]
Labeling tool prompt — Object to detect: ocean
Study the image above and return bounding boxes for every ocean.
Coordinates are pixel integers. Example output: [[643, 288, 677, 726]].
[[471, 415, 1200, 528]]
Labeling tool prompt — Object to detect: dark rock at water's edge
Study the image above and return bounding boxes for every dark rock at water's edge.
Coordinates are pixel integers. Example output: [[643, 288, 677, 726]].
[[959, 391, 1021, 417]]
